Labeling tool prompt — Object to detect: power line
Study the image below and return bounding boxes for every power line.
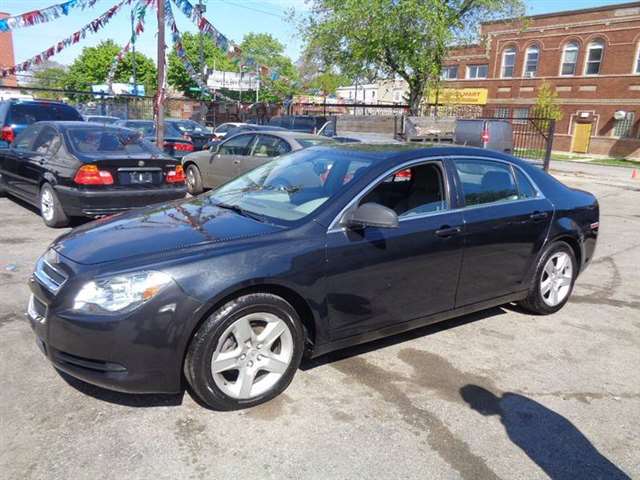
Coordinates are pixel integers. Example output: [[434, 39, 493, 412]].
[[210, 0, 286, 19]]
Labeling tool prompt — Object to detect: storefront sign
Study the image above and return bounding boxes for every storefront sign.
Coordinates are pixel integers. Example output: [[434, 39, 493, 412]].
[[428, 88, 488, 105]]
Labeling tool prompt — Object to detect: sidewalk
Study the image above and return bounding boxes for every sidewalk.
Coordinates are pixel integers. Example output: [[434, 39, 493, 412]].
[[549, 160, 640, 188]]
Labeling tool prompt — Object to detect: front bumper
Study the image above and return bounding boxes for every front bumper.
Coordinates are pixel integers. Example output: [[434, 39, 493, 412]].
[[55, 185, 187, 217], [27, 272, 204, 394]]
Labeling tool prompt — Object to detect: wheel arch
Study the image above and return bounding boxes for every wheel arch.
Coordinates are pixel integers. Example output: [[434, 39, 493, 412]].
[[181, 282, 319, 372], [549, 234, 582, 272]]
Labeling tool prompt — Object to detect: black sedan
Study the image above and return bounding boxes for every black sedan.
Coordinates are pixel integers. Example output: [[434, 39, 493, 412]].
[[0, 122, 187, 227], [26, 145, 598, 410], [116, 120, 195, 159], [167, 119, 213, 151]]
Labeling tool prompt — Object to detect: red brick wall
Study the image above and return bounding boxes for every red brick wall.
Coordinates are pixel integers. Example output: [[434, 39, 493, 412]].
[[441, 2, 640, 158], [0, 13, 16, 87]]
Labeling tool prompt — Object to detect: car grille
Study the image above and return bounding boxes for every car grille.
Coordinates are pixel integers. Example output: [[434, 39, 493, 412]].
[[34, 255, 68, 294]]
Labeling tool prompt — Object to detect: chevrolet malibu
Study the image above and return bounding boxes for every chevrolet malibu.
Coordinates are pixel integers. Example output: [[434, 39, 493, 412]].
[[27, 145, 599, 410]]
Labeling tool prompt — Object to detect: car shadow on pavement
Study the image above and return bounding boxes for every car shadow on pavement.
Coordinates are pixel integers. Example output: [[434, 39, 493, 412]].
[[57, 370, 185, 408], [460, 385, 631, 480], [301, 306, 507, 370], [4, 194, 88, 228]]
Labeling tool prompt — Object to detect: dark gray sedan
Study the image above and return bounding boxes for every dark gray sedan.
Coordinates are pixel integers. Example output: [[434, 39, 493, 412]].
[[181, 130, 334, 194]]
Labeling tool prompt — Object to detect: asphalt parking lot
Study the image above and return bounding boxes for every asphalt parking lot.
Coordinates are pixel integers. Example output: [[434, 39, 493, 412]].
[[1, 162, 639, 480]]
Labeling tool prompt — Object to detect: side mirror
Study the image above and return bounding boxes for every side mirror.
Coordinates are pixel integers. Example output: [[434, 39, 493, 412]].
[[344, 203, 399, 229]]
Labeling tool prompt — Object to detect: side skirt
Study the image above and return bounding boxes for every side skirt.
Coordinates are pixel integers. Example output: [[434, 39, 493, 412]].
[[309, 290, 528, 359]]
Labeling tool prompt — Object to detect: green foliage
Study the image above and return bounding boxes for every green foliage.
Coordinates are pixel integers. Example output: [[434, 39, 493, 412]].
[[532, 82, 563, 130], [31, 67, 68, 99], [167, 32, 235, 98], [63, 40, 156, 97], [302, 0, 524, 114], [307, 71, 347, 96], [239, 33, 300, 103]]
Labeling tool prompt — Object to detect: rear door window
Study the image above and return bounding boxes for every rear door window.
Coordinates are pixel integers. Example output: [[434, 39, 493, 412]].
[[12, 125, 42, 150], [32, 126, 61, 155], [454, 159, 519, 207], [252, 135, 291, 157], [219, 134, 255, 155], [514, 168, 538, 199]]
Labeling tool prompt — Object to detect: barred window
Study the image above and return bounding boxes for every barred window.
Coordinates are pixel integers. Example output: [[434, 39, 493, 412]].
[[613, 112, 635, 138], [493, 107, 509, 118], [513, 108, 530, 124]]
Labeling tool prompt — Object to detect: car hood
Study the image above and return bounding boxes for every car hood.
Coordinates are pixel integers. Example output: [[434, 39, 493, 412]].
[[52, 196, 284, 265]]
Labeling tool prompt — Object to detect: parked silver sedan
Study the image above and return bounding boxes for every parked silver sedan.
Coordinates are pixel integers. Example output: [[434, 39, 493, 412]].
[[181, 130, 335, 194]]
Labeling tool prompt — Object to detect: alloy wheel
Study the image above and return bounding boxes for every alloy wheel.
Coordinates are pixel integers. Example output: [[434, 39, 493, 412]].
[[40, 189, 54, 222], [211, 312, 294, 400], [540, 252, 573, 307]]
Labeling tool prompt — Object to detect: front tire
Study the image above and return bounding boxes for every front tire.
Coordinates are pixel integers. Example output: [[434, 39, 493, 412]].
[[184, 293, 304, 410], [519, 241, 577, 315], [185, 164, 204, 195], [39, 183, 69, 228]]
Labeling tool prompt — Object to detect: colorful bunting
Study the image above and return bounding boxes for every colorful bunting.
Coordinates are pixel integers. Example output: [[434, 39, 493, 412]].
[[0, 0, 100, 32], [1, 0, 134, 78], [106, 0, 151, 89]]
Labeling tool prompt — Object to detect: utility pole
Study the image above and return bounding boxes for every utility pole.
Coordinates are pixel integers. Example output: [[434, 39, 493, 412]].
[[196, 0, 206, 87], [156, 0, 165, 147], [131, 8, 138, 96], [255, 65, 260, 103]]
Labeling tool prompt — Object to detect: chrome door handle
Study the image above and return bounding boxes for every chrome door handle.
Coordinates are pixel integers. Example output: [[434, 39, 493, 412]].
[[435, 226, 462, 238], [530, 211, 548, 222]]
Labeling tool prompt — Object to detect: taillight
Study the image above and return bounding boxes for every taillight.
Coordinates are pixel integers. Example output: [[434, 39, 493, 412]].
[[395, 169, 412, 181], [74, 164, 114, 185], [1, 126, 15, 144], [481, 127, 490, 144], [164, 141, 194, 152], [166, 165, 185, 183]]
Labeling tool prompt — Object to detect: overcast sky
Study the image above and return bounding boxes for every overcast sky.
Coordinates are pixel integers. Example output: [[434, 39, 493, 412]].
[[2, 0, 633, 69]]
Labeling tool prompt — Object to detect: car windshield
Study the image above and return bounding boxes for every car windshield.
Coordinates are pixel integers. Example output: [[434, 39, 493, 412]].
[[208, 148, 379, 223], [66, 127, 163, 155], [295, 137, 334, 148], [172, 120, 208, 134], [125, 122, 183, 137]]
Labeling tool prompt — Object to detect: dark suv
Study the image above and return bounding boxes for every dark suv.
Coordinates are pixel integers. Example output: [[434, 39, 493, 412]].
[[0, 100, 83, 147]]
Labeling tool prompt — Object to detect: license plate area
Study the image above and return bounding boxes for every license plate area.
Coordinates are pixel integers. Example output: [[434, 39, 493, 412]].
[[130, 172, 153, 184], [117, 168, 162, 186]]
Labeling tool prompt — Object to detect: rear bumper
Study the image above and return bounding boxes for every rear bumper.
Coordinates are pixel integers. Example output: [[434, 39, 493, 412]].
[[55, 185, 187, 217]]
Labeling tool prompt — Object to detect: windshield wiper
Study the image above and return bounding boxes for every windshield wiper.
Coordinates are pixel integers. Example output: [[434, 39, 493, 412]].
[[214, 202, 266, 223]]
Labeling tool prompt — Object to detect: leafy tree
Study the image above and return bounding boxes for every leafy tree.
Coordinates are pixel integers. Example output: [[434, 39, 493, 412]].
[[302, 0, 524, 114], [30, 67, 68, 99], [167, 32, 235, 98], [532, 82, 563, 131], [307, 72, 347, 96], [239, 33, 300, 102], [64, 40, 156, 96]]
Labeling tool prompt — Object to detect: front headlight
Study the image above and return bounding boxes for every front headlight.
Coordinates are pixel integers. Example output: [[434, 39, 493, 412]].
[[73, 271, 173, 314]]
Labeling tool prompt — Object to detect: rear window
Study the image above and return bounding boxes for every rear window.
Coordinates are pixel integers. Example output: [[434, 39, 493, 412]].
[[295, 137, 334, 148], [172, 120, 208, 134], [66, 127, 162, 155], [124, 122, 183, 137], [8, 103, 82, 125]]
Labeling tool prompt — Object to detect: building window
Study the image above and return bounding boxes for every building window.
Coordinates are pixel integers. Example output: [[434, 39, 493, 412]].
[[584, 40, 604, 75], [561, 42, 579, 76], [441, 65, 458, 80], [467, 64, 488, 79], [635, 45, 640, 74], [524, 45, 540, 77], [613, 112, 635, 138], [494, 107, 509, 118], [501, 47, 517, 78], [513, 107, 530, 124]]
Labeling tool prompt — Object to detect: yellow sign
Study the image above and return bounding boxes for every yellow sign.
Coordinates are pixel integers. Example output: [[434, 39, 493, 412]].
[[427, 88, 488, 105]]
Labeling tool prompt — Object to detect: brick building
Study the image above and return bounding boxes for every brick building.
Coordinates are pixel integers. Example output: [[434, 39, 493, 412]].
[[441, 2, 640, 158], [0, 12, 16, 87]]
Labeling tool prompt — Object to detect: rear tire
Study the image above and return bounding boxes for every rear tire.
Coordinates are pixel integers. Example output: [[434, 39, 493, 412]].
[[39, 183, 69, 228], [519, 241, 577, 315], [184, 293, 304, 410], [185, 164, 204, 195]]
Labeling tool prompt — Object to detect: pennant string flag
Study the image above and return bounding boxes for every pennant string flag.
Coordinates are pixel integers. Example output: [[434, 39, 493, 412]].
[[0, 0, 100, 32], [1, 0, 134, 78], [106, 0, 151, 89], [164, 0, 236, 103]]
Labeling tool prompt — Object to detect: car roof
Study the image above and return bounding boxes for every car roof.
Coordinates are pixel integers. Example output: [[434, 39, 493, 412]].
[[304, 143, 524, 165], [1, 99, 70, 105], [31, 121, 133, 131]]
